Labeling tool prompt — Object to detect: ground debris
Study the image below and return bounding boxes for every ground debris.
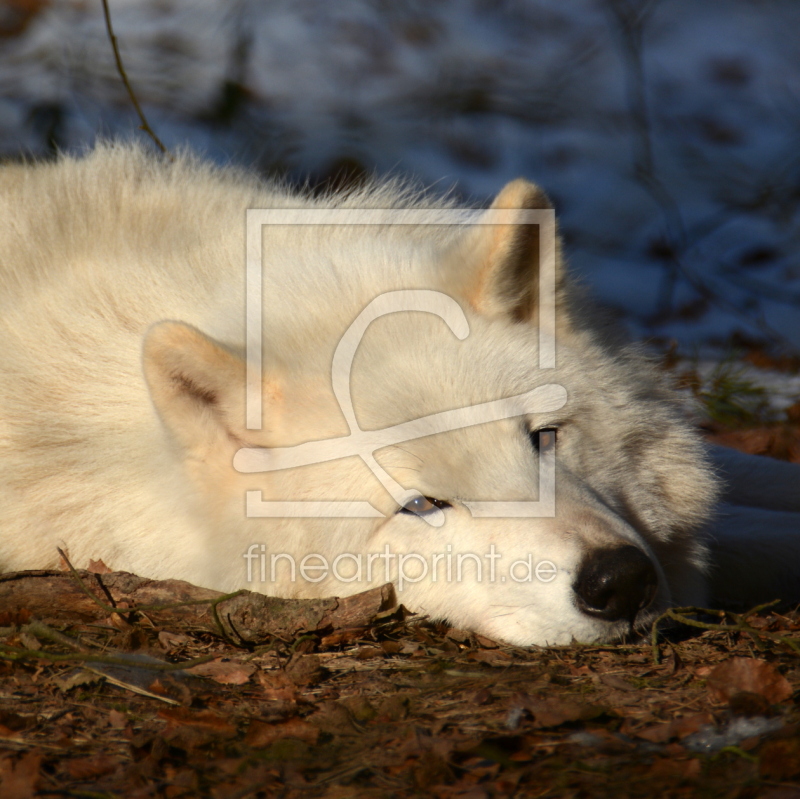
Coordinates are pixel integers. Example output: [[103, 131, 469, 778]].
[[1, 583, 799, 797]]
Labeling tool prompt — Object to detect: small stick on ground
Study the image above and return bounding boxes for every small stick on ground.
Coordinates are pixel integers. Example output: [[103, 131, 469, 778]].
[[650, 601, 799, 663]]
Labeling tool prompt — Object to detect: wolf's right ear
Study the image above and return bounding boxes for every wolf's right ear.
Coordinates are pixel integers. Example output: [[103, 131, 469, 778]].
[[446, 178, 565, 323], [143, 322, 277, 456]]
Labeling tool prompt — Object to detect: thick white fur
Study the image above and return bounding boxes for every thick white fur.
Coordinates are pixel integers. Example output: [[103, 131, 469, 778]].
[[0, 145, 795, 645]]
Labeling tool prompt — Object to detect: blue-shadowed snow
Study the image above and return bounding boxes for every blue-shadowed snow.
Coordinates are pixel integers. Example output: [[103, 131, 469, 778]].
[[0, 0, 798, 363]]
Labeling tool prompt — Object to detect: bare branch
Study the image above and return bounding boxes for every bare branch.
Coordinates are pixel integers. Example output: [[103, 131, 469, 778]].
[[100, 0, 171, 157]]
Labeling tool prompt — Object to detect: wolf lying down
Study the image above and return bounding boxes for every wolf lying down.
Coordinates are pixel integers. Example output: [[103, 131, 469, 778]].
[[0, 145, 798, 646]]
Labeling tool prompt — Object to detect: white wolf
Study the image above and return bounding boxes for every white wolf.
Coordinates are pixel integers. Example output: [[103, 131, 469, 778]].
[[0, 145, 798, 646]]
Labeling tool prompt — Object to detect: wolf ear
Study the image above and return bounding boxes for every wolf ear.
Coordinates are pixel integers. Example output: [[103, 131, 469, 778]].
[[448, 178, 563, 322], [143, 322, 268, 454]]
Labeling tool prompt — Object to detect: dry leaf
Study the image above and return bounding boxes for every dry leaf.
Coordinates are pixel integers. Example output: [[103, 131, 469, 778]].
[[598, 673, 636, 692], [468, 649, 512, 666], [706, 658, 793, 704], [0, 609, 31, 627], [186, 657, 256, 685], [245, 718, 319, 748], [286, 654, 327, 686], [158, 631, 191, 651], [759, 738, 800, 780], [636, 712, 714, 743], [0, 750, 42, 799], [319, 627, 368, 648], [108, 709, 128, 729], [52, 669, 102, 693], [158, 708, 236, 737], [648, 756, 702, 780], [66, 755, 118, 780], [520, 696, 601, 728], [257, 670, 298, 703], [355, 645, 384, 660], [445, 628, 472, 644], [310, 701, 359, 735], [472, 688, 493, 706]]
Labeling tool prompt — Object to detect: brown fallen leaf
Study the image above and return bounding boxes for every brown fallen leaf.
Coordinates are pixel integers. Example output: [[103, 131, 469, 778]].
[[0, 750, 42, 799], [158, 631, 192, 651], [468, 649, 512, 666], [517, 695, 602, 728], [355, 645, 384, 660], [728, 690, 774, 717], [339, 695, 377, 723], [245, 718, 320, 748], [414, 749, 454, 790], [472, 688, 493, 706], [648, 756, 702, 780], [706, 658, 793, 704], [759, 738, 800, 781], [186, 657, 256, 685], [598, 673, 637, 692], [636, 712, 715, 743], [66, 754, 118, 780], [158, 708, 236, 738], [0, 609, 31, 627], [256, 669, 298, 703], [87, 558, 112, 574], [310, 701, 360, 735], [445, 628, 472, 644], [108, 709, 128, 730], [319, 627, 368, 648], [285, 654, 328, 686]]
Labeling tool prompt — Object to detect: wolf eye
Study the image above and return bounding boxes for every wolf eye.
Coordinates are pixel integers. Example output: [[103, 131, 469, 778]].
[[530, 426, 558, 453], [399, 495, 450, 515]]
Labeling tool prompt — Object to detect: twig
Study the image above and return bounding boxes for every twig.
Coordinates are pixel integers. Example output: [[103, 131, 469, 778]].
[[650, 601, 799, 664], [100, 0, 171, 156], [0, 643, 216, 671], [26, 620, 88, 652]]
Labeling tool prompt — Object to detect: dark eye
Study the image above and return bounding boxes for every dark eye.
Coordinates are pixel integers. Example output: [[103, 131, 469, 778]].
[[399, 495, 451, 516], [530, 426, 558, 453]]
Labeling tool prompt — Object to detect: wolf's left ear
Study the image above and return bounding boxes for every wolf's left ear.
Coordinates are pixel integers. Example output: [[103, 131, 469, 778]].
[[446, 178, 564, 323], [143, 322, 268, 456]]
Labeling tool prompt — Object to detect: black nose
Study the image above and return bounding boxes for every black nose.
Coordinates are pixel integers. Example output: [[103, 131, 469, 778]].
[[573, 545, 658, 623]]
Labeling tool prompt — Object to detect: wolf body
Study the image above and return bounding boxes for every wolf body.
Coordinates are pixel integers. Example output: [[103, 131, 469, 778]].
[[0, 145, 797, 645]]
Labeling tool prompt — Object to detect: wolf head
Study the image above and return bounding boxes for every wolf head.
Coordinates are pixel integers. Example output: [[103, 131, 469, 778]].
[[142, 177, 718, 646]]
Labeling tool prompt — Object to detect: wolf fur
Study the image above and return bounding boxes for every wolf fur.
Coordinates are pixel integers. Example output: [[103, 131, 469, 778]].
[[0, 144, 797, 645]]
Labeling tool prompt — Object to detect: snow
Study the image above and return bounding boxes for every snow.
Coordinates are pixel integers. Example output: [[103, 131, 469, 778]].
[[0, 0, 798, 361]]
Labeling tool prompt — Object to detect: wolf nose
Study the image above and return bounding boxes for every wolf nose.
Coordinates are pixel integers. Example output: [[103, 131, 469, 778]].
[[573, 545, 658, 623]]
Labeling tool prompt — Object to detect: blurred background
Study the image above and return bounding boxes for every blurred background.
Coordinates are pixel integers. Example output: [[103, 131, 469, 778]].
[[1, 0, 800, 367]]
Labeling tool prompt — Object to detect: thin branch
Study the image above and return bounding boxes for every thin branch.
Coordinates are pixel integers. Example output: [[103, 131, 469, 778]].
[[650, 601, 799, 664], [0, 643, 216, 671], [100, 0, 171, 157]]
